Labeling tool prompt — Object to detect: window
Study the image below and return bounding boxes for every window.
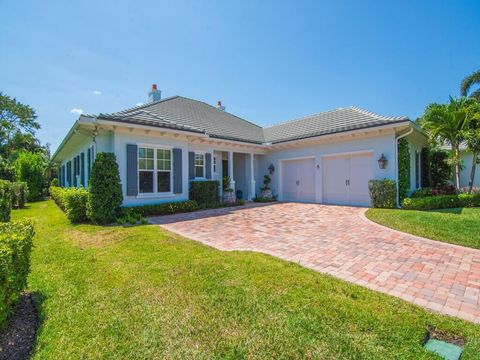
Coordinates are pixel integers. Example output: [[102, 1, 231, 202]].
[[195, 153, 205, 178], [213, 156, 217, 174], [138, 147, 172, 194]]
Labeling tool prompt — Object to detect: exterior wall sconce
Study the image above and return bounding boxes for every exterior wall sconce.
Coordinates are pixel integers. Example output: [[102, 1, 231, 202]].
[[268, 163, 275, 174], [378, 154, 388, 169]]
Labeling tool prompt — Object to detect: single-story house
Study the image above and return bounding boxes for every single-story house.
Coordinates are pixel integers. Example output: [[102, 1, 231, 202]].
[[51, 85, 429, 207], [459, 143, 480, 189]]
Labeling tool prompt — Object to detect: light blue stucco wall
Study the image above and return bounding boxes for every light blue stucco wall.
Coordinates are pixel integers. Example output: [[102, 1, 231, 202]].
[[460, 151, 480, 188]]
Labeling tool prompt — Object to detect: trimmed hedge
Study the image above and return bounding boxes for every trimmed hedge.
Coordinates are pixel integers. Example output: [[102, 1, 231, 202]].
[[369, 179, 397, 208], [189, 180, 219, 206], [402, 193, 480, 210], [398, 138, 410, 203], [0, 180, 12, 222], [10, 182, 28, 209], [123, 200, 199, 217], [0, 220, 34, 328], [411, 185, 457, 198], [49, 186, 89, 223]]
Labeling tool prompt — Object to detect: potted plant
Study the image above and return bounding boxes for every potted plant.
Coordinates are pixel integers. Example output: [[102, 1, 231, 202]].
[[222, 176, 236, 204], [260, 174, 272, 199]]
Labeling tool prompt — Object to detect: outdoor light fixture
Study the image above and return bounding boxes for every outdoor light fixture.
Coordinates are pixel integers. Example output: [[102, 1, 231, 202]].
[[377, 154, 388, 169], [268, 163, 275, 174]]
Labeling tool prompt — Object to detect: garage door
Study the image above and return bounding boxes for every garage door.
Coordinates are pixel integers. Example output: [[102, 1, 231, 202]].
[[323, 153, 372, 206], [281, 158, 315, 202]]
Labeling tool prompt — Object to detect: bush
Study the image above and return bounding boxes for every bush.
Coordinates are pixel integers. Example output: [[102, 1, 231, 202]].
[[64, 188, 89, 223], [50, 178, 59, 187], [14, 152, 46, 201], [429, 149, 452, 188], [189, 180, 219, 206], [0, 220, 34, 328], [10, 182, 28, 209], [86, 153, 123, 224], [0, 180, 12, 222], [411, 185, 457, 198], [368, 179, 397, 208], [398, 138, 410, 203], [402, 193, 480, 210], [49, 186, 67, 211], [122, 200, 199, 217]]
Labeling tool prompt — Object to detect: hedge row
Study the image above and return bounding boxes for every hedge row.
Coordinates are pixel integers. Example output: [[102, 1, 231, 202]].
[[49, 186, 89, 223], [402, 193, 480, 210], [0, 220, 34, 329], [122, 200, 199, 217], [189, 180, 219, 206], [0, 181, 29, 223]]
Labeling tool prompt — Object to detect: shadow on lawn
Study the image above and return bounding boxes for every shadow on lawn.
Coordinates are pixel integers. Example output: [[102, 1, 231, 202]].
[[427, 207, 465, 215]]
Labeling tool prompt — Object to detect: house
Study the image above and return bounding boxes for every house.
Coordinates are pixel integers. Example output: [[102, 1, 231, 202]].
[[51, 85, 428, 207], [459, 144, 480, 189]]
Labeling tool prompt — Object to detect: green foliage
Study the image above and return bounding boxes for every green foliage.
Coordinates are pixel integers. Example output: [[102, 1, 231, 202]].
[[116, 208, 147, 226], [14, 151, 46, 201], [49, 186, 89, 223], [397, 138, 410, 203], [122, 200, 199, 217], [368, 179, 397, 208], [86, 153, 123, 224], [49, 186, 67, 211], [10, 181, 28, 209], [260, 175, 271, 191], [50, 178, 59, 187], [0, 180, 12, 222], [222, 176, 232, 192], [0, 220, 34, 328], [189, 180, 219, 206], [428, 149, 452, 187], [402, 193, 480, 210], [460, 69, 480, 101]]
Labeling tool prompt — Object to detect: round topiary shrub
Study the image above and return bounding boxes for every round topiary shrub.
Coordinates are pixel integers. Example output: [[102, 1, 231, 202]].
[[86, 153, 123, 224]]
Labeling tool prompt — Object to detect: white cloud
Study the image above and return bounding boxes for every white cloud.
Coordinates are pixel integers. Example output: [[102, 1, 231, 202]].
[[70, 108, 83, 115], [136, 102, 144, 106], [93, 90, 102, 95]]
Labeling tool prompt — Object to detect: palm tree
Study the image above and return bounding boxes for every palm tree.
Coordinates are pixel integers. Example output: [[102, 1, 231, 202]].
[[463, 103, 480, 192], [461, 70, 480, 101], [420, 96, 472, 189]]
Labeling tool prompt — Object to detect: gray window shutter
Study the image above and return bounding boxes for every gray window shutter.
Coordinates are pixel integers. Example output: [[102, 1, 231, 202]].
[[173, 148, 182, 194], [205, 153, 212, 179], [87, 147, 91, 179], [80, 152, 85, 187], [126, 144, 138, 196], [188, 152, 195, 180]]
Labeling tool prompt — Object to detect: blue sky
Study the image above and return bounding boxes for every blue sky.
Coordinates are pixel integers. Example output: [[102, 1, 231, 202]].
[[1, 0, 479, 152]]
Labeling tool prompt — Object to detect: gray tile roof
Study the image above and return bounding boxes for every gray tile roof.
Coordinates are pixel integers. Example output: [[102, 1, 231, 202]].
[[263, 107, 409, 144], [97, 97, 410, 145]]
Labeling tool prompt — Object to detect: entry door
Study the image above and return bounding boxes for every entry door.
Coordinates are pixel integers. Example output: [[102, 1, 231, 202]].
[[323, 153, 372, 206], [281, 158, 315, 202]]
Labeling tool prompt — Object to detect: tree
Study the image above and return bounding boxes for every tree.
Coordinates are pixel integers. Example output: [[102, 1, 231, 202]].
[[14, 152, 46, 201], [461, 70, 480, 102], [420, 96, 474, 189], [463, 103, 480, 192]]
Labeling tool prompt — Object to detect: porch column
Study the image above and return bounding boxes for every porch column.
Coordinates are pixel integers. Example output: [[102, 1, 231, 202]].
[[228, 151, 235, 191], [249, 153, 256, 200]]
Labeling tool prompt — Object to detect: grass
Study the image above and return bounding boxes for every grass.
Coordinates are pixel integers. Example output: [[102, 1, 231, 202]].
[[11, 200, 480, 359], [366, 207, 480, 249]]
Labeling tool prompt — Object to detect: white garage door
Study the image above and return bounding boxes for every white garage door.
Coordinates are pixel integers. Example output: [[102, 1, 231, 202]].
[[281, 158, 315, 202], [323, 153, 372, 206]]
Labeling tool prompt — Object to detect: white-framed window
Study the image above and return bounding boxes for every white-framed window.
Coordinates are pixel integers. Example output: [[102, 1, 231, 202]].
[[138, 146, 172, 194], [195, 153, 205, 178], [415, 150, 421, 189], [213, 156, 217, 174]]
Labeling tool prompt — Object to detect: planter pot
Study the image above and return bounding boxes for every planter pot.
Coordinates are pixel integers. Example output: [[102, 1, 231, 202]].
[[223, 191, 236, 204], [261, 189, 272, 199]]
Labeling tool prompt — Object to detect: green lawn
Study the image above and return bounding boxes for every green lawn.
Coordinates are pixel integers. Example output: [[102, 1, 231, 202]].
[[366, 207, 480, 249], [12, 201, 480, 359]]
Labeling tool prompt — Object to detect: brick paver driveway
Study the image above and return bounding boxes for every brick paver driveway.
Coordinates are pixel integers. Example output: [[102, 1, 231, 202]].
[[150, 202, 480, 323]]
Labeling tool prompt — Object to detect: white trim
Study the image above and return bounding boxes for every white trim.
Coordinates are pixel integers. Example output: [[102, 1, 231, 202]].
[[137, 145, 173, 195], [194, 152, 206, 179], [320, 149, 374, 159], [137, 142, 174, 149], [278, 155, 316, 162], [278, 156, 316, 202]]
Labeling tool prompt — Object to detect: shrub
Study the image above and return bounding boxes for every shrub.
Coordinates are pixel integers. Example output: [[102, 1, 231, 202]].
[[368, 179, 397, 208], [86, 153, 123, 224], [49, 186, 67, 211], [429, 149, 452, 188], [411, 185, 457, 198], [398, 138, 410, 203], [64, 188, 89, 223], [10, 182, 28, 209], [122, 200, 199, 217], [402, 193, 480, 210], [50, 178, 59, 187], [14, 151, 46, 201], [189, 180, 219, 206], [0, 220, 34, 328], [0, 180, 12, 222]]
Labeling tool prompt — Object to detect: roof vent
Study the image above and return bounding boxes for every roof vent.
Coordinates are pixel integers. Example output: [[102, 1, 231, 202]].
[[148, 84, 162, 102], [216, 100, 225, 111]]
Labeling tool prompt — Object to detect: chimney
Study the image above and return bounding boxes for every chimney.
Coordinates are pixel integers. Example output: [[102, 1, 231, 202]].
[[148, 84, 162, 102], [216, 100, 225, 111]]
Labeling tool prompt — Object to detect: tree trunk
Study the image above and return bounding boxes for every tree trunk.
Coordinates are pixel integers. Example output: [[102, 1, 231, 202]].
[[469, 150, 479, 193], [452, 141, 461, 189]]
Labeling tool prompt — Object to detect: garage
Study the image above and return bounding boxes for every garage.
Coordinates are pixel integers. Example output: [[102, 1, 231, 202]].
[[323, 153, 373, 206], [280, 158, 316, 202]]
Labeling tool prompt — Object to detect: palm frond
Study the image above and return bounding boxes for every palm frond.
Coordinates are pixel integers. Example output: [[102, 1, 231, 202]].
[[460, 69, 480, 97]]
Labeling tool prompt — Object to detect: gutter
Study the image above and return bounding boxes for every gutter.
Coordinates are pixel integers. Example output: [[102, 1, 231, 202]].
[[395, 126, 414, 207]]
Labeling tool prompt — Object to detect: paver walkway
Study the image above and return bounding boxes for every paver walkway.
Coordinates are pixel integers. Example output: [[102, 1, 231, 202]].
[[150, 202, 480, 323]]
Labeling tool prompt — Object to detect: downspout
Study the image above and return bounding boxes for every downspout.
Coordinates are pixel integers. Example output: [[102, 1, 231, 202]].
[[395, 126, 414, 207]]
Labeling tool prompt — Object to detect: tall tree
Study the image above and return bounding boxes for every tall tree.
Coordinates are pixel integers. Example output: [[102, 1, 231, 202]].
[[420, 96, 474, 189], [461, 70, 480, 101]]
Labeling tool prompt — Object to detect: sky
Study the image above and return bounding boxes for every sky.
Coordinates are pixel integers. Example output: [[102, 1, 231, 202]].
[[1, 0, 479, 152]]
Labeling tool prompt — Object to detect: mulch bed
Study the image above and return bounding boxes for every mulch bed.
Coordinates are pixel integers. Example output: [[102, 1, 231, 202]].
[[0, 293, 39, 360]]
